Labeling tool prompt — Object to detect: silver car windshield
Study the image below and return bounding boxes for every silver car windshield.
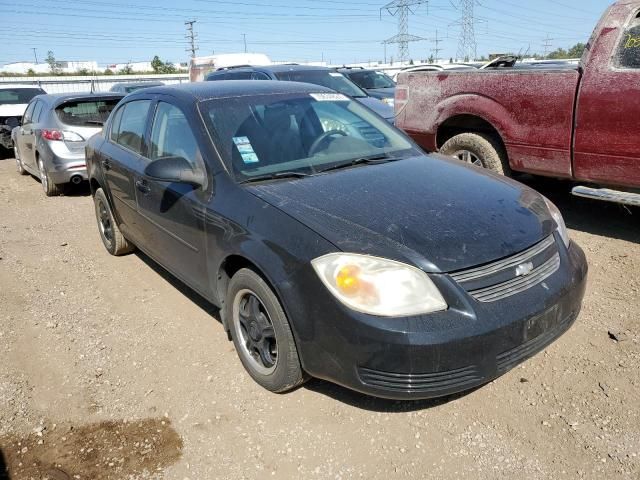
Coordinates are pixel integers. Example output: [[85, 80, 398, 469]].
[[201, 92, 415, 182]]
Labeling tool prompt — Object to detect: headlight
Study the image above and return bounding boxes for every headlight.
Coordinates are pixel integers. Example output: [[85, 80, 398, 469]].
[[382, 97, 395, 107], [543, 197, 570, 248], [311, 253, 447, 317]]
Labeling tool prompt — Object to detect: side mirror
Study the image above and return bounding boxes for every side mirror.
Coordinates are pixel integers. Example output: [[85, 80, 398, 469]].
[[144, 156, 206, 187], [5, 117, 20, 128]]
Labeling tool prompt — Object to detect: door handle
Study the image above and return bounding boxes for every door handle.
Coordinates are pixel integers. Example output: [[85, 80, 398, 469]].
[[135, 179, 151, 194], [101, 159, 111, 170]]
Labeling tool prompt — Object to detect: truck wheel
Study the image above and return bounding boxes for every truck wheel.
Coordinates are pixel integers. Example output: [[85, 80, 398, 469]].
[[440, 132, 510, 176]]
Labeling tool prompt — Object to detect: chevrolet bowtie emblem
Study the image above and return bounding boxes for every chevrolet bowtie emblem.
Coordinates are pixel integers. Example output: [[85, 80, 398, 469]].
[[515, 261, 535, 277]]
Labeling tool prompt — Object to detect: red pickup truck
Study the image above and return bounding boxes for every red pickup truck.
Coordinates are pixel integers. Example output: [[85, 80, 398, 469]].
[[396, 0, 640, 206]]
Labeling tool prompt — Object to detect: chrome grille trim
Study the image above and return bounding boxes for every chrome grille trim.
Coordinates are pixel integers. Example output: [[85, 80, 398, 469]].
[[468, 252, 560, 302], [450, 235, 556, 283]]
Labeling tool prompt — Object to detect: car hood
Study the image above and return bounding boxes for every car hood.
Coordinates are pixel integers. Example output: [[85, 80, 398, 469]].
[[0, 103, 27, 118], [246, 154, 555, 273], [365, 87, 395, 99], [354, 96, 394, 121]]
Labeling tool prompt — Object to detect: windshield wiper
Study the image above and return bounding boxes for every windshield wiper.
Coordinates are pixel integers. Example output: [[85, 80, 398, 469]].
[[239, 171, 310, 184], [316, 154, 401, 174]]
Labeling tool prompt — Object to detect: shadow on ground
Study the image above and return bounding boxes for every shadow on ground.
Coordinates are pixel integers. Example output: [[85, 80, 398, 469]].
[[0, 448, 9, 480], [518, 175, 639, 244]]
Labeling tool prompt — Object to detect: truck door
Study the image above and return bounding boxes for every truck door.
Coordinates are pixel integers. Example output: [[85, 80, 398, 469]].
[[574, 9, 640, 188]]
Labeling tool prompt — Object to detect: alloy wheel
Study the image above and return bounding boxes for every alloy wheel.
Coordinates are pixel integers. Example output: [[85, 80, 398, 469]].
[[97, 199, 114, 248], [38, 160, 49, 191], [453, 149, 484, 167], [232, 289, 278, 375]]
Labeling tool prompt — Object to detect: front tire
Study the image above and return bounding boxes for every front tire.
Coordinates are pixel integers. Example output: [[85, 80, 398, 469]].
[[440, 132, 510, 176], [93, 188, 134, 256], [37, 157, 62, 196], [226, 268, 306, 393]]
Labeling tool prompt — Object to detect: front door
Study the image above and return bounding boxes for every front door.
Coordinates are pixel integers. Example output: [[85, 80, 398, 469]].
[[17, 100, 38, 169], [574, 9, 640, 188], [134, 101, 209, 294]]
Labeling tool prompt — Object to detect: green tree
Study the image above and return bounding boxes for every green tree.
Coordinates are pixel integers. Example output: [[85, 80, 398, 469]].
[[26, 68, 36, 76], [118, 65, 133, 75], [77, 68, 90, 76], [45, 51, 59, 74], [151, 56, 178, 74], [103, 68, 114, 75], [568, 42, 586, 58], [428, 54, 435, 63]]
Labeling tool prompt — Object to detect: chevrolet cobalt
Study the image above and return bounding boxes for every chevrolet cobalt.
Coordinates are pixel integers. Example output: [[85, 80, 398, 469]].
[[86, 82, 587, 399]]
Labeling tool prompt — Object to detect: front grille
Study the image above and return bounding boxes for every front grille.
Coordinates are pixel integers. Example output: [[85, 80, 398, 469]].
[[358, 365, 482, 393], [450, 235, 559, 302]]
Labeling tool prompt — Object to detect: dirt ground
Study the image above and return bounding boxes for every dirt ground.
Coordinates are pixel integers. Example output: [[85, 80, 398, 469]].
[[0, 153, 638, 480]]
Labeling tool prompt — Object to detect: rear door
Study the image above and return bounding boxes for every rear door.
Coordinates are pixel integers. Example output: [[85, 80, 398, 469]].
[[574, 9, 640, 187], [17, 100, 39, 169], [100, 99, 153, 243], [134, 100, 209, 293]]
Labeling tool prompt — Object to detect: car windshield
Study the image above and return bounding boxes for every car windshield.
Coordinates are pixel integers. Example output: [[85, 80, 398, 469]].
[[274, 70, 368, 98], [347, 71, 395, 89], [201, 92, 416, 183], [55, 99, 121, 127], [0, 88, 44, 105]]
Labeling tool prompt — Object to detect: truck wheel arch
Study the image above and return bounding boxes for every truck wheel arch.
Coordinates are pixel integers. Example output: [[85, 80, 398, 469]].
[[436, 114, 506, 153]]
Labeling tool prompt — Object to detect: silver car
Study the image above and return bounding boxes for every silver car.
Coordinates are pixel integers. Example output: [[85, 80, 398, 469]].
[[12, 93, 123, 196]]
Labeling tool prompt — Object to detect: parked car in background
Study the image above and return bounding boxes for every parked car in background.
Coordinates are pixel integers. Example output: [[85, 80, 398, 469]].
[[396, 0, 640, 207], [337, 67, 395, 106], [189, 53, 272, 82], [86, 81, 587, 399], [109, 81, 165, 94], [0, 85, 46, 150], [205, 64, 395, 122], [13, 92, 123, 196]]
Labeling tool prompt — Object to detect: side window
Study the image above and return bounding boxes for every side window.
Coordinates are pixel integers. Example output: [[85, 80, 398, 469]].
[[207, 72, 227, 81], [22, 101, 36, 124], [149, 102, 200, 167], [114, 100, 151, 155], [226, 71, 253, 80], [251, 72, 270, 80], [109, 105, 124, 142], [617, 16, 640, 68], [31, 101, 44, 124]]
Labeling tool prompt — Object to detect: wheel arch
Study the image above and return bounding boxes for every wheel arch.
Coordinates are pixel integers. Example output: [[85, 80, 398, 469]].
[[436, 114, 506, 153]]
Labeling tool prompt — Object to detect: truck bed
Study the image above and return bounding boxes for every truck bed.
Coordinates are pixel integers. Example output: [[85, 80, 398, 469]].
[[398, 68, 581, 178]]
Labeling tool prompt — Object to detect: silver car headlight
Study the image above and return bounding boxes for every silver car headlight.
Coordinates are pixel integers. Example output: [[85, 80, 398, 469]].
[[544, 197, 570, 248], [311, 253, 447, 317]]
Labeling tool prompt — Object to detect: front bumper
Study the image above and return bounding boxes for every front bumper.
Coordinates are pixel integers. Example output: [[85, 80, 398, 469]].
[[280, 237, 588, 400]]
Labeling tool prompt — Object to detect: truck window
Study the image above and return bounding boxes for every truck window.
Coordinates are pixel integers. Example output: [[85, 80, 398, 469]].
[[617, 19, 640, 68]]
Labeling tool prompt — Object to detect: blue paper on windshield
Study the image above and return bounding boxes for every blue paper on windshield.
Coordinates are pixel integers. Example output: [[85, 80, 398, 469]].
[[233, 136, 259, 164]]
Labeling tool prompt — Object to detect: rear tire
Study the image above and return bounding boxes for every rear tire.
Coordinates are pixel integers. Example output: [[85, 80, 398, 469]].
[[37, 157, 63, 196], [15, 148, 28, 175], [226, 268, 306, 393], [440, 132, 510, 176], [93, 188, 135, 256]]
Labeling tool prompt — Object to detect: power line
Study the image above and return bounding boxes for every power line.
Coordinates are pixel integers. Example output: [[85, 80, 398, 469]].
[[185, 20, 198, 58], [543, 34, 554, 58], [381, 0, 428, 63]]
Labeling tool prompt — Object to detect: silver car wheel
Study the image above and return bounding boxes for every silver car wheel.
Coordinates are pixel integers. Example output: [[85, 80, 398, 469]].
[[38, 159, 49, 192]]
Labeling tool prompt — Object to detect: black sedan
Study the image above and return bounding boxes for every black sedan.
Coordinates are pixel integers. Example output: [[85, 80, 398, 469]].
[[86, 81, 587, 400]]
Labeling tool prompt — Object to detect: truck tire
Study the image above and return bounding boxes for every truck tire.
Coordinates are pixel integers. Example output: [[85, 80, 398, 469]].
[[440, 132, 510, 176]]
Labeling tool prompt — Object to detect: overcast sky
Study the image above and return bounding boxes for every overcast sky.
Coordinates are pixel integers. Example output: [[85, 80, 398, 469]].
[[2, 0, 608, 66]]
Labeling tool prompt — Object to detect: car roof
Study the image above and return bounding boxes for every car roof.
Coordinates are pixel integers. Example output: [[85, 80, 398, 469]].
[[127, 80, 335, 102], [33, 92, 125, 107], [115, 82, 164, 87], [0, 84, 46, 90], [209, 64, 334, 76], [337, 68, 382, 74]]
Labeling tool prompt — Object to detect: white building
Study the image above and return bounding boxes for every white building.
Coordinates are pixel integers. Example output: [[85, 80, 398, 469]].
[[0, 60, 98, 74], [107, 62, 153, 73]]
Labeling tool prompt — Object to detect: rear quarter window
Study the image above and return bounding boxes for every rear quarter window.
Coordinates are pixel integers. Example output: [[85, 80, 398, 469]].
[[56, 99, 120, 127], [616, 16, 640, 68]]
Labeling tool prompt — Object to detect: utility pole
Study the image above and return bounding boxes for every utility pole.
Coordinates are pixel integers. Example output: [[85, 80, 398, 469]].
[[185, 20, 198, 59], [383, 42, 387, 64], [431, 29, 443, 63], [543, 34, 554, 58], [456, 0, 477, 62], [31, 48, 38, 64], [242, 34, 247, 53], [381, 0, 428, 64]]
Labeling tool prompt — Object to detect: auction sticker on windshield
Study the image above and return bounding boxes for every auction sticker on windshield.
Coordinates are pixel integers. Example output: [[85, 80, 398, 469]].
[[310, 93, 349, 102], [233, 136, 259, 164]]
